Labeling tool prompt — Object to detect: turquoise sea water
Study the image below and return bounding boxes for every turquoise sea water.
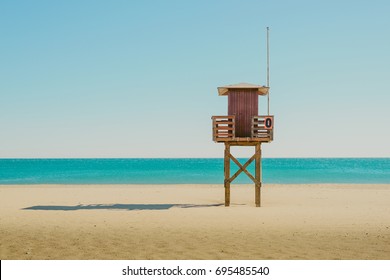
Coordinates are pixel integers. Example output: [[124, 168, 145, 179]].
[[0, 158, 389, 184]]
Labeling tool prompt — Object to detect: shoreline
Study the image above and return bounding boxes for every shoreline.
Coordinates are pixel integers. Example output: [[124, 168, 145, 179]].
[[1, 184, 389, 259], [1, 183, 390, 187]]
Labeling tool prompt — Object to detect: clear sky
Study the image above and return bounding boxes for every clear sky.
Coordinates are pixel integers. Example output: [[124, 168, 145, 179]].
[[0, 0, 389, 158]]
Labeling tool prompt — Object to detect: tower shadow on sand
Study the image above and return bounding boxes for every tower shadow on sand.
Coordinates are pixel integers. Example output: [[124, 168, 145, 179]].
[[22, 203, 224, 211]]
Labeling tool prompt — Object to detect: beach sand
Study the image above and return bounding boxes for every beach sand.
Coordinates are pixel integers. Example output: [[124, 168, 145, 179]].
[[0, 184, 389, 260]]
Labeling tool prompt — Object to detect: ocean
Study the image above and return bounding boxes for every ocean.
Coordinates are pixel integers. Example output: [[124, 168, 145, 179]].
[[0, 158, 389, 184]]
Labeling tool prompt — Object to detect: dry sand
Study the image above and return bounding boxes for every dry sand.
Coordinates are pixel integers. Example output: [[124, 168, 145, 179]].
[[0, 184, 389, 260]]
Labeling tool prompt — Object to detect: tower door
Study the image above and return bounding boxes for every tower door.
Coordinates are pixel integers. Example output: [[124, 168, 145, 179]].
[[228, 90, 258, 137]]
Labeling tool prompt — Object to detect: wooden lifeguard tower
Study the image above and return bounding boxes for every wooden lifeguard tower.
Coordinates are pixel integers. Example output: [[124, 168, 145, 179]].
[[211, 29, 274, 207]]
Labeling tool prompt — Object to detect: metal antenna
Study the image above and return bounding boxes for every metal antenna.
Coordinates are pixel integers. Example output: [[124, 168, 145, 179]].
[[266, 27, 270, 115]]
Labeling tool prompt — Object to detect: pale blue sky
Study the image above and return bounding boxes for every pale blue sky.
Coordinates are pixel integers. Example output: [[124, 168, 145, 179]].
[[0, 0, 389, 158]]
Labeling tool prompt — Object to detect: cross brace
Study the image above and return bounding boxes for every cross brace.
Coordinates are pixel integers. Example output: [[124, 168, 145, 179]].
[[228, 153, 257, 184]]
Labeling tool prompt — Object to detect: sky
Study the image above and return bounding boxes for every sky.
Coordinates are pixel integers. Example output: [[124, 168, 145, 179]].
[[0, 0, 389, 158]]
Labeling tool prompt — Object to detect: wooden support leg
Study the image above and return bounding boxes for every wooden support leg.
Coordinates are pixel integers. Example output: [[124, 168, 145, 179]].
[[255, 143, 262, 207], [224, 143, 230, 207]]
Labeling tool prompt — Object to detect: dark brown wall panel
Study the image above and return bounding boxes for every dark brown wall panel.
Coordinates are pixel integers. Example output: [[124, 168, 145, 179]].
[[228, 89, 258, 137]]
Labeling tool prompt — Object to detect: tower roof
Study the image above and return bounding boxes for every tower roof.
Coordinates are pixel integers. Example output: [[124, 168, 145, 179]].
[[217, 83, 269, 96]]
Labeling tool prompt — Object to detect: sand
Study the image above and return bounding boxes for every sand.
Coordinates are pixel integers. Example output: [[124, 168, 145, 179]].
[[0, 184, 389, 260]]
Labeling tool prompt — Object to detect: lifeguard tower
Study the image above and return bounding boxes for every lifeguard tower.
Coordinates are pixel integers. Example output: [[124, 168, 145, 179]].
[[211, 29, 274, 207]]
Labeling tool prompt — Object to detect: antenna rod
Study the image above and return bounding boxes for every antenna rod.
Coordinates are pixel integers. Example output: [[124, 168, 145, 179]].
[[266, 27, 270, 115]]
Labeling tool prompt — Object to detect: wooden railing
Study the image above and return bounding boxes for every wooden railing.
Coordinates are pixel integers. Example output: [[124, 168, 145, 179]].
[[252, 116, 274, 140], [212, 115, 274, 142], [212, 116, 235, 142]]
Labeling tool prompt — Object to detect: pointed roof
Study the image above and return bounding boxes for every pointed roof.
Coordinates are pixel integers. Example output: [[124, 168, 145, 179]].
[[217, 82, 269, 96]]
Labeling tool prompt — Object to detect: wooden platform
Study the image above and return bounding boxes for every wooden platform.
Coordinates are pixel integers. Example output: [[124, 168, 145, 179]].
[[212, 115, 274, 143]]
